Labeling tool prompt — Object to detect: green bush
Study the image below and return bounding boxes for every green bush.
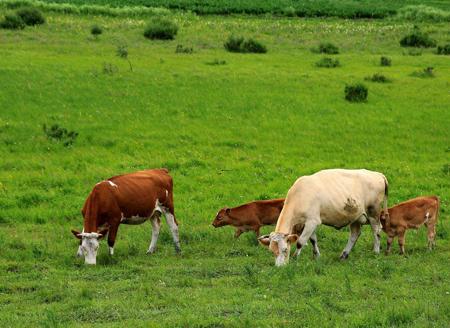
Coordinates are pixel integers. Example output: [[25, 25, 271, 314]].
[[175, 44, 193, 54], [364, 73, 391, 83], [43, 124, 78, 147], [315, 57, 340, 68], [224, 35, 267, 53], [397, 5, 450, 23], [144, 17, 178, 40], [16, 7, 45, 26], [437, 44, 450, 55], [345, 83, 368, 102], [224, 35, 244, 52], [0, 14, 25, 29], [317, 42, 339, 54], [400, 28, 436, 48], [380, 56, 391, 66], [241, 38, 267, 53], [411, 67, 434, 78], [90, 24, 102, 37]]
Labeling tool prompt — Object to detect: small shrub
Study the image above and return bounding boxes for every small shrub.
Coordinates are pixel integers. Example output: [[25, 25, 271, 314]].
[[404, 48, 422, 56], [143, 17, 178, 40], [116, 45, 133, 71], [411, 67, 434, 78], [43, 124, 78, 147], [224, 35, 244, 52], [175, 44, 193, 54], [224, 35, 266, 53], [102, 62, 118, 75], [0, 14, 25, 30], [205, 59, 226, 66], [315, 42, 339, 54], [380, 56, 391, 66], [345, 83, 368, 102], [90, 25, 102, 37], [400, 28, 436, 48], [437, 44, 450, 55], [365, 73, 391, 83], [16, 7, 45, 26], [315, 57, 340, 68]]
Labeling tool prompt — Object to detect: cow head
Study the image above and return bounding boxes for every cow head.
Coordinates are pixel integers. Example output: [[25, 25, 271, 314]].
[[71, 228, 108, 265], [258, 232, 298, 267], [212, 208, 232, 228]]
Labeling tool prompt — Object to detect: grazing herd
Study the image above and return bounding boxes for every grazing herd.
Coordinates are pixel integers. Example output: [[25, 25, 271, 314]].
[[72, 168, 440, 266]]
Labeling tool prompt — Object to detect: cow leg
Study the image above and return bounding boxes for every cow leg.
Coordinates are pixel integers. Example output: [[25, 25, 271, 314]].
[[254, 226, 260, 238], [427, 223, 436, 250], [340, 221, 361, 260], [77, 240, 83, 257], [385, 234, 394, 255], [294, 220, 319, 258], [310, 231, 320, 257], [368, 216, 382, 254], [107, 223, 119, 256], [234, 229, 243, 239], [164, 210, 181, 253], [398, 230, 406, 255], [147, 213, 161, 254]]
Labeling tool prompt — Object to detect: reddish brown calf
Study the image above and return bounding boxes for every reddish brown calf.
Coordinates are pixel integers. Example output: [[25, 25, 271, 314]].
[[380, 196, 439, 255], [212, 199, 285, 238]]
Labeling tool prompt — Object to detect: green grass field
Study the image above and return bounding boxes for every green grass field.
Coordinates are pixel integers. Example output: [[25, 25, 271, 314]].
[[0, 7, 449, 327]]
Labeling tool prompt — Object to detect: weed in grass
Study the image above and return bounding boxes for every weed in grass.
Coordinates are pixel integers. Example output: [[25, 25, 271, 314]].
[[42, 123, 78, 146], [102, 62, 118, 75], [16, 7, 45, 26], [436, 43, 450, 55], [312, 42, 339, 54], [241, 38, 267, 53], [400, 26, 436, 47], [224, 35, 266, 53], [90, 24, 102, 38], [380, 56, 391, 66], [364, 73, 391, 83], [224, 35, 244, 52], [205, 59, 226, 65], [116, 45, 133, 71], [404, 48, 422, 56], [345, 83, 368, 102], [175, 44, 193, 54], [0, 14, 25, 29], [144, 17, 178, 40], [411, 66, 435, 78], [315, 57, 340, 68]]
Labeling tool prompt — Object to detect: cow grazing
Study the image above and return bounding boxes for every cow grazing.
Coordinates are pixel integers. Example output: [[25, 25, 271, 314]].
[[380, 196, 439, 255], [258, 169, 388, 266], [212, 199, 285, 238], [71, 169, 180, 265]]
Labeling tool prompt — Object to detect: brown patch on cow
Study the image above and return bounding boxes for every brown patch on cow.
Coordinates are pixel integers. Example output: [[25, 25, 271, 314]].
[[344, 197, 358, 213], [270, 241, 280, 257]]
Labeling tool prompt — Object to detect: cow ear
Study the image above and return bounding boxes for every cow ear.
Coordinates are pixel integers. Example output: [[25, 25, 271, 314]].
[[287, 234, 299, 243], [71, 229, 82, 239], [225, 208, 231, 215], [97, 228, 109, 239], [258, 235, 270, 248]]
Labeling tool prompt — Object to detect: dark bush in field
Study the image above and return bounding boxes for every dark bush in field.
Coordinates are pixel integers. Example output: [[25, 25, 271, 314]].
[[365, 73, 391, 83], [224, 35, 244, 52], [314, 42, 339, 54], [400, 28, 436, 48], [175, 44, 193, 54], [241, 38, 267, 53], [380, 56, 391, 66], [436, 44, 450, 55], [90, 24, 102, 37], [0, 14, 25, 29], [43, 124, 78, 147], [16, 7, 45, 26], [411, 67, 434, 78], [102, 62, 119, 75], [116, 45, 133, 71], [144, 17, 178, 40], [345, 83, 368, 102], [224, 35, 267, 53], [315, 57, 340, 68]]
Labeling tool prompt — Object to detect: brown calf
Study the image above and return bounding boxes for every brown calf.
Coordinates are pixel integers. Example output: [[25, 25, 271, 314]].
[[380, 196, 439, 255], [212, 199, 285, 238]]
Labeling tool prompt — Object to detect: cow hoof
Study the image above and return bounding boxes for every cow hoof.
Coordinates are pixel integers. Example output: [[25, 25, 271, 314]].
[[147, 249, 156, 255], [175, 248, 181, 254], [340, 252, 349, 260]]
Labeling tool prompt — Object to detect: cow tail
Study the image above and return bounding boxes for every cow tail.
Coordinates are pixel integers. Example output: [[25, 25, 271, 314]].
[[382, 175, 389, 225]]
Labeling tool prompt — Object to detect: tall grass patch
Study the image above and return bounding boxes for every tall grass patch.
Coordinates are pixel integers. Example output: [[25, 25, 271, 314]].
[[345, 83, 368, 102], [144, 17, 178, 40], [400, 27, 436, 48], [16, 7, 45, 25]]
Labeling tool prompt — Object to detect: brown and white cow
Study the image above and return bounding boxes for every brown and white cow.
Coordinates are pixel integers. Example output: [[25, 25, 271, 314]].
[[380, 196, 439, 255], [212, 199, 285, 238], [258, 169, 388, 266], [71, 169, 180, 264]]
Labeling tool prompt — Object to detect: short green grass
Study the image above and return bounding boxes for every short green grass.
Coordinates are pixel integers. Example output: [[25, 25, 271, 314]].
[[0, 11, 449, 327]]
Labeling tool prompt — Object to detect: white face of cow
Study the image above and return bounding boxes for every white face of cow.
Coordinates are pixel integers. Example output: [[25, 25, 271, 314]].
[[79, 233, 101, 265], [258, 232, 298, 267]]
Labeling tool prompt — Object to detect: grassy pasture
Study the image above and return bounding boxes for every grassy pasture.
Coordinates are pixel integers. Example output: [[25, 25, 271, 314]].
[[0, 10, 450, 327]]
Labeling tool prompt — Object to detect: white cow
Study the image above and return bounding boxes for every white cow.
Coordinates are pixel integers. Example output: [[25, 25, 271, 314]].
[[258, 169, 388, 266]]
